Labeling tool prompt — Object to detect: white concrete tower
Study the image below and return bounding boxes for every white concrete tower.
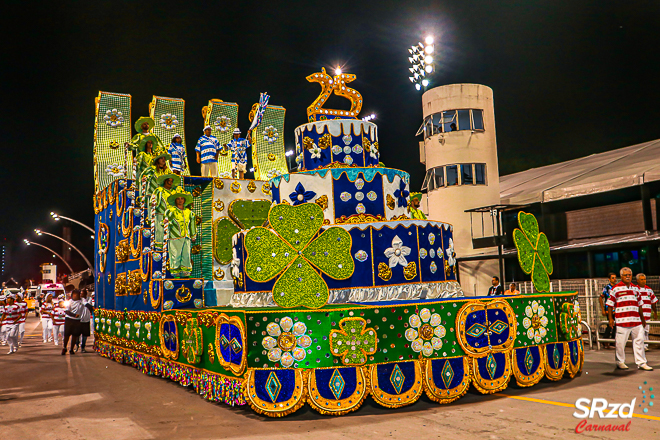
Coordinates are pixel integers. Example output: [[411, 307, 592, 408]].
[[419, 84, 500, 296]]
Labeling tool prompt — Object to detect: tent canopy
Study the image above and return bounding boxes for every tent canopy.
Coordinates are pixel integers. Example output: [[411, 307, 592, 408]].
[[500, 139, 660, 205]]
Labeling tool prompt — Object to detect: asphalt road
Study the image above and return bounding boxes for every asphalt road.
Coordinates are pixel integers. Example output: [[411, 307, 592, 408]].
[[1, 316, 658, 439]]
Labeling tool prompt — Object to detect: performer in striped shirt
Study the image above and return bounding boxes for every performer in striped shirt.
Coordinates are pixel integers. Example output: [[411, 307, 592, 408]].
[[606, 267, 652, 370], [635, 273, 658, 351], [195, 126, 220, 177], [168, 134, 188, 175], [52, 301, 66, 346], [16, 291, 27, 347], [41, 293, 54, 343], [0, 294, 6, 346], [1, 293, 21, 354]]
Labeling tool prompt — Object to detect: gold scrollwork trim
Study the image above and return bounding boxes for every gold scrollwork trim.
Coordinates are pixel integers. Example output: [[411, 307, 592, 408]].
[[245, 369, 307, 417], [470, 353, 512, 394], [456, 300, 517, 358], [369, 361, 423, 409], [214, 313, 247, 376], [150, 280, 162, 309], [306, 366, 368, 416], [544, 342, 569, 381], [422, 357, 471, 404], [159, 314, 179, 360], [511, 346, 546, 388], [175, 286, 192, 303]]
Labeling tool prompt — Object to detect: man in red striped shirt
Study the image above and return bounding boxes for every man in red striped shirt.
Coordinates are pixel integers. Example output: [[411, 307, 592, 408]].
[[635, 273, 658, 351], [606, 267, 652, 370]]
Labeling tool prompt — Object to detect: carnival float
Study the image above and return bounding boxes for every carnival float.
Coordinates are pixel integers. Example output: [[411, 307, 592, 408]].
[[92, 69, 583, 417]]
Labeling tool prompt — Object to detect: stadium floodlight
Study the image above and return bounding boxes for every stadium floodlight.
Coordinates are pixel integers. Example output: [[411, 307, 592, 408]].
[[408, 35, 435, 91]]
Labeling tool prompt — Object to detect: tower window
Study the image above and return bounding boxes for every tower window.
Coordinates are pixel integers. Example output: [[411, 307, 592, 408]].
[[422, 109, 486, 139], [422, 163, 487, 191], [472, 110, 484, 130], [475, 163, 486, 184], [446, 165, 459, 186], [461, 164, 474, 185]]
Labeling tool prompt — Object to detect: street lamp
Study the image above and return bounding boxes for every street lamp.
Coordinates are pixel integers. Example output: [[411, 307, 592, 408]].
[[34, 229, 93, 270], [23, 239, 74, 273], [50, 212, 95, 235], [408, 35, 435, 91]]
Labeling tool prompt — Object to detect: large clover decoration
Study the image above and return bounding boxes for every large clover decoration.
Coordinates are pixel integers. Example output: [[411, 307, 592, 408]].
[[513, 212, 553, 292], [244, 203, 354, 308]]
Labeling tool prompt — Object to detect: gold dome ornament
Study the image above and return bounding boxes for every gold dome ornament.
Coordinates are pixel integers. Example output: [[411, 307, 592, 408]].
[[378, 262, 392, 281], [403, 261, 417, 281]]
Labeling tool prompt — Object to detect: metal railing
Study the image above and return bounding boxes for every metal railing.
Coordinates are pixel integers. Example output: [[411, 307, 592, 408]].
[[518, 276, 660, 349], [595, 320, 660, 350]]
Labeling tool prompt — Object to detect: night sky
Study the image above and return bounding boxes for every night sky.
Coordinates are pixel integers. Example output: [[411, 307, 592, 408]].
[[3, 1, 659, 281]]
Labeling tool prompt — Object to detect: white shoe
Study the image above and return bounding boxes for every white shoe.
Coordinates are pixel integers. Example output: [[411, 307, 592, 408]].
[[43, 340, 47, 343], [54, 342, 58, 346], [12, 348, 17, 352], [617, 363, 629, 370], [639, 364, 654, 371], [6, 350, 12, 355], [18, 343, 21, 347]]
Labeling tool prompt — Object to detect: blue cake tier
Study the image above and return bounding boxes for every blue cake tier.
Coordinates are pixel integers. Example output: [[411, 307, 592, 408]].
[[270, 167, 411, 224], [294, 120, 380, 171], [231, 219, 460, 306]]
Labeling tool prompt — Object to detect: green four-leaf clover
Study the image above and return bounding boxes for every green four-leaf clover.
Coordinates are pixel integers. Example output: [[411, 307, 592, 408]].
[[329, 318, 377, 365], [513, 212, 553, 293], [244, 203, 354, 308]]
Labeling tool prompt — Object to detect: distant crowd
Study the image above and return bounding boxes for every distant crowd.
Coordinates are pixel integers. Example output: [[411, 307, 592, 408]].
[[0, 289, 94, 355]]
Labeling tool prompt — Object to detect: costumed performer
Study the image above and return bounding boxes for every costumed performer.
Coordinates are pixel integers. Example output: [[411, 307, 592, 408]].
[[165, 187, 197, 278], [125, 116, 163, 151], [1, 293, 20, 354], [408, 193, 427, 220], [223, 127, 252, 179], [0, 295, 6, 346], [168, 133, 188, 175], [139, 146, 172, 221], [40, 292, 53, 343], [195, 126, 220, 177], [150, 173, 180, 251], [16, 291, 27, 347], [135, 135, 158, 193]]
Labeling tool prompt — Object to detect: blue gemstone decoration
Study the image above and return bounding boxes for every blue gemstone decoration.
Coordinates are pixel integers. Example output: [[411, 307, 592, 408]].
[[467, 323, 487, 338], [389, 364, 406, 395], [441, 360, 455, 389], [329, 369, 346, 400], [486, 353, 497, 379], [265, 371, 282, 403], [490, 320, 508, 334], [524, 348, 534, 374]]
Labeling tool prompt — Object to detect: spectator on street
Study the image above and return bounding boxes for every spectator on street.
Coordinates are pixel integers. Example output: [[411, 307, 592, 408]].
[[504, 283, 520, 295], [635, 273, 658, 351], [62, 290, 83, 355], [606, 267, 652, 370], [600, 272, 617, 349], [487, 276, 504, 296]]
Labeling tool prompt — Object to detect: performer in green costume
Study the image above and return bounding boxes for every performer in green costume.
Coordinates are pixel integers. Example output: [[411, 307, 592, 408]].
[[125, 116, 163, 151], [150, 173, 180, 251], [408, 193, 427, 220], [135, 135, 158, 188], [165, 187, 196, 277], [139, 147, 172, 219]]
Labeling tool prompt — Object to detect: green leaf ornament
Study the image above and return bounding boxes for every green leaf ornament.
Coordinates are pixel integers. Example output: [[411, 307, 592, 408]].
[[513, 212, 553, 293], [244, 203, 354, 308], [182, 318, 203, 364]]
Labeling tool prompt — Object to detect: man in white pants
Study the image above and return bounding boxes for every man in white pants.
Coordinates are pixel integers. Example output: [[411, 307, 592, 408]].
[[40, 293, 54, 343], [52, 300, 66, 345], [16, 291, 27, 346], [606, 267, 652, 370], [0, 294, 6, 346], [635, 273, 658, 351], [1, 293, 21, 354]]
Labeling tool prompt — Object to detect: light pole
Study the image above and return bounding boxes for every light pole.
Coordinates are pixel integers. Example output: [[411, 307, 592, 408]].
[[50, 212, 95, 235], [34, 229, 93, 270], [23, 239, 74, 273], [408, 35, 435, 91]]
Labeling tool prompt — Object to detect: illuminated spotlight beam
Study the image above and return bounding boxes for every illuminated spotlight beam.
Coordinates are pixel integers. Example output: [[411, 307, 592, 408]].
[[23, 239, 74, 273]]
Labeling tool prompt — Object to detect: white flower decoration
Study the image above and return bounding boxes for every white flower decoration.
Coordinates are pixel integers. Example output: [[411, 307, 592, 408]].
[[105, 163, 126, 177], [445, 238, 456, 267], [263, 125, 279, 144], [370, 143, 380, 160], [261, 317, 312, 368], [214, 115, 231, 132], [523, 300, 549, 343], [405, 308, 446, 357], [103, 109, 124, 128], [384, 235, 411, 268], [310, 144, 322, 159], [266, 168, 282, 179], [159, 113, 179, 130]]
